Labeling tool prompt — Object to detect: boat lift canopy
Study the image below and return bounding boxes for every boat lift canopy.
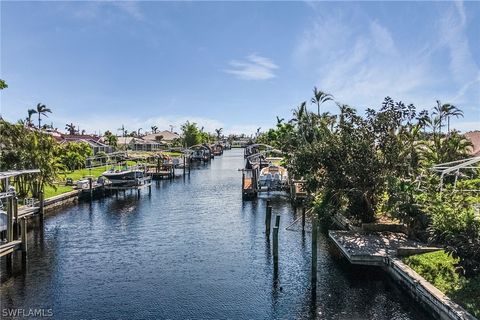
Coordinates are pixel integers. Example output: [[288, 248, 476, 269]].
[[430, 156, 480, 191]]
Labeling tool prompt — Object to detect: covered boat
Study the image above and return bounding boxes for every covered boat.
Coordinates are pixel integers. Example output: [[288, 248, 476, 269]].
[[258, 165, 288, 189]]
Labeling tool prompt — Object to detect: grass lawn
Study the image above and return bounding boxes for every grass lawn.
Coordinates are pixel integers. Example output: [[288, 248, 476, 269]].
[[403, 250, 480, 317], [44, 185, 74, 199]]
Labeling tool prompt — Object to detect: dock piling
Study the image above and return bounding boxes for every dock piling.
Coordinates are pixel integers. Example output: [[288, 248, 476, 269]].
[[311, 213, 318, 283], [6, 197, 13, 242], [88, 177, 93, 199], [39, 191, 45, 221], [21, 218, 27, 257], [272, 214, 280, 262], [14, 197, 19, 240], [302, 207, 306, 231], [265, 206, 272, 237]]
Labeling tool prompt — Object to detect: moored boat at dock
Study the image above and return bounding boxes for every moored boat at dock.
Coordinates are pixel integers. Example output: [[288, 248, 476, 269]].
[[102, 167, 145, 187]]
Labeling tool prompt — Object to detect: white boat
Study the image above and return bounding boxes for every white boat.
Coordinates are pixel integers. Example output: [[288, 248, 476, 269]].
[[102, 168, 145, 187], [258, 165, 288, 189]]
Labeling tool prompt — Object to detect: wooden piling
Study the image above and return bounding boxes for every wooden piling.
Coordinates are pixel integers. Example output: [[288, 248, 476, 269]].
[[265, 206, 272, 237], [302, 207, 306, 231], [6, 197, 13, 242], [88, 177, 93, 199], [272, 215, 280, 261], [183, 156, 186, 176], [39, 191, 45, 221], [14, 197, 19, 240], [311, 213, 318, 283], [21, 218, 27, 256]]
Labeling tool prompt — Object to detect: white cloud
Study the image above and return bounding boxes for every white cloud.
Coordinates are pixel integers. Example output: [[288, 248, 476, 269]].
[[225, 54, 278, 80], [295, 15, 429, 109], [293, 2, 479, 116]]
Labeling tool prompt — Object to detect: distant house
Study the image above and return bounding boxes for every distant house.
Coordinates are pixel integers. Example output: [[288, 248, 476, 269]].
[[465, 131, 480, 156], [53, 134, 113, 154], [143, 130, 180, 143], [117, 137, 166, 151]]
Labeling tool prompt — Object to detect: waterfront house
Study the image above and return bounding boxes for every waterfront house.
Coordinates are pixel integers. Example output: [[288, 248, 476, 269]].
[[143, 130, 181, 144], [117, 136, 166, 151], [55, 134, 113, 155]]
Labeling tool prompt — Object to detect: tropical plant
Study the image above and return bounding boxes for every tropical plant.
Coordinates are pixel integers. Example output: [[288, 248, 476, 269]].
[[36, 103, 52, 129], [181, 121, 202, 147], [151, 125, 158, 134], [26, 109, 37, 127], [65, 123, 76, 135], [311, 87, 333, 116]]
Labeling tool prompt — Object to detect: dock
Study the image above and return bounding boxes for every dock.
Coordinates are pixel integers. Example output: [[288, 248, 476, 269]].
[[329, 230, 429, 266], [328, 230, 476, 320]]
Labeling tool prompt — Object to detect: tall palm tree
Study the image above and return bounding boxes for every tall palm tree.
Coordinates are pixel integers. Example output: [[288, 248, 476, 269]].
[[118, 125, 126, 137], [151, 125, 158, 134], [27, 109, 37, 127], [311, 87, 333, 116], [443, 104, 463, 134], [432, 101, 464, 134], [65, 123, 76, 135], [137, 128, 143, 136], [36, 103, 52, 129]]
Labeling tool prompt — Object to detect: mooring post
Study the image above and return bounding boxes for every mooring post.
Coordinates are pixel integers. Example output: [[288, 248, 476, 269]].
[[14, 196, 19, 240], [148, 184, 152, 195], [21, 217, 28, 257], [272, 214, 280, 262], [265, 206, 272, 237], [88, 177, 93, 199], [6, 197, 13, 242], [183, 156, 186, 176], [39, 191, 45, 221], [302, 207, 306, 231], [311, 213, 318, 283]]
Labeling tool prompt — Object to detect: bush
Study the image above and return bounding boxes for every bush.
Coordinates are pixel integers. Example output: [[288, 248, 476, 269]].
[[426, 191, 480, 276]]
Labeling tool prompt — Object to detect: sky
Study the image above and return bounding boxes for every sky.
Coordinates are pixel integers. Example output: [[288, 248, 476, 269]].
[[0, 1, 479, 135]]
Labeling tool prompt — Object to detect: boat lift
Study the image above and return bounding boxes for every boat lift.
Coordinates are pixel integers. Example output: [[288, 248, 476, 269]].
[[430, 156, 480, 192]]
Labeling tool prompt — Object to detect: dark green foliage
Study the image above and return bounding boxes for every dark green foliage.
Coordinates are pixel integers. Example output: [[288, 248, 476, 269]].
[[404, 251, 480, 317]]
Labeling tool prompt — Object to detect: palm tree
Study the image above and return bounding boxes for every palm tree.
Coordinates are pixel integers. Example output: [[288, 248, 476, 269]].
[[27, 109, 37, 127], [118, 125, 126, 137], [215, 128, 223, 140], [36, 103, 52, 129], [311, 87, 333, 116], [256, 127, 261, 137], [65, 123, 76, 135], [276, 116, 284, 125], [137, 128, 143, 136], [151, 125, 158, 134], [443, 104, 463, 134]]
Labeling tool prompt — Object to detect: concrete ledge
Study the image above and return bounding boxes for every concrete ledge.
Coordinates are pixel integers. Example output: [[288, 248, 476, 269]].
[[397, 246, 443, 257], [387, 258, 476, 320]]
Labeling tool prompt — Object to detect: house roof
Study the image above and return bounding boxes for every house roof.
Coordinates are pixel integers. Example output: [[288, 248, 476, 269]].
[[465, 131, 480, 156], [117, 137, 165, 145], [144, 130, 180, 142]]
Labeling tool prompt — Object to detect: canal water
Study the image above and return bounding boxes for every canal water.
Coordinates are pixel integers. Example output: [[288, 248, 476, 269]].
[[1, 149, 430, 319]]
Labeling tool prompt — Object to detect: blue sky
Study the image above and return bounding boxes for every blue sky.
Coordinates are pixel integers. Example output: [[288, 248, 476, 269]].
[[1, 1, 479, 135]]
